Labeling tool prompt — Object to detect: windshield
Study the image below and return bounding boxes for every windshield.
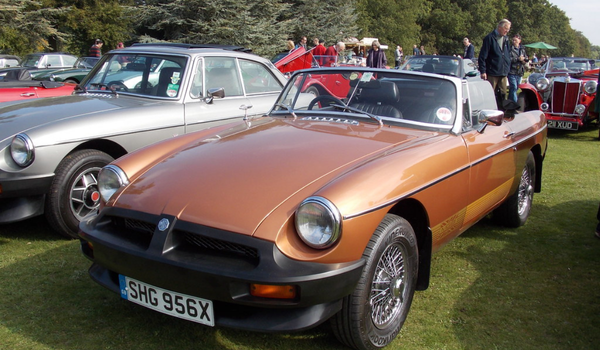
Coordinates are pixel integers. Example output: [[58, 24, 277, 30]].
[[82, 53, 187, 98], [274, 69, 457, 126], [546, 58, 594, 73]]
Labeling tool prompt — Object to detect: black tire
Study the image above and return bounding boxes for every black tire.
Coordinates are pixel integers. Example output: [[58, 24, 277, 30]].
[[45, 150, 114, 238], [305, 86, 320, 97], [493, 151, 535, 227], [331, 214, 418, 350], [64, 78, 78, 84], [307, 95, 344, 110]]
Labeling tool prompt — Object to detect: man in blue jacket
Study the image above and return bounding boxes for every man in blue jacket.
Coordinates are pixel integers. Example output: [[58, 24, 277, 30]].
[[478, 19, 511, 105]]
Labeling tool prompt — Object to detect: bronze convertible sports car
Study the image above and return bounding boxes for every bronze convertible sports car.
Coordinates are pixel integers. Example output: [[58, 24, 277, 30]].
[[80, 67, 548, 349]]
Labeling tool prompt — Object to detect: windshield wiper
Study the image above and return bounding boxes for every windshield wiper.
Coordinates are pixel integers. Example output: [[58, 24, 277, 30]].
[[274, 102, 297, 120], [331, 104, 383, 127]]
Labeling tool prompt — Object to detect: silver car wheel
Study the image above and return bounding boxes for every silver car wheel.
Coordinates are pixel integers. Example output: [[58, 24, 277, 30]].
[[69, 166, 102, 221], [517, 165, 534, 217], [371, 241, 406, 329]]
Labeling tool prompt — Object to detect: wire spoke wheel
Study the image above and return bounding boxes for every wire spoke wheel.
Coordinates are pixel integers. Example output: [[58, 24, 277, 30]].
[[371, 242, 406, 329]]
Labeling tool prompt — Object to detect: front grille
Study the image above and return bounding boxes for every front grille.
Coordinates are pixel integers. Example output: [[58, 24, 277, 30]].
[[105, 215, 155, 249], [551, 81, 580, 114], [178, 230, 259, 263]]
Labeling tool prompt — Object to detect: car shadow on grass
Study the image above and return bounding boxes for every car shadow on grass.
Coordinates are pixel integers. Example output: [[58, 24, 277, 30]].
[[442, 200, 600, 349], [0, 228, 346, 350]]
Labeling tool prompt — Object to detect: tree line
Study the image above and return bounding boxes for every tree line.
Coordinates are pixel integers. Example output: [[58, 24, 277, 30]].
[[1, 0, 598, 61]]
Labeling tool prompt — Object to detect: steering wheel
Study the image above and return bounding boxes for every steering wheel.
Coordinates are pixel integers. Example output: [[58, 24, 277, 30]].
[[308, 95, 345, 110], [107, 81, 129, 92]]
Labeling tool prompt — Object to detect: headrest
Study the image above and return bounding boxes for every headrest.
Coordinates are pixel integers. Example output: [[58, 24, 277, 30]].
[[158, 67, 181, 85], [357, 80, 399, 104]]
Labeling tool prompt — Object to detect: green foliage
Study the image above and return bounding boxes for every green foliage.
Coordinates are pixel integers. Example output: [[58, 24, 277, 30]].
[[0, 0, 597, 61]]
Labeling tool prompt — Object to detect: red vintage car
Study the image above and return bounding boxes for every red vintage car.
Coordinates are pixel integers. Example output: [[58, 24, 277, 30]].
[[518, 57, 598, 131], [0, 68, 76, 103]]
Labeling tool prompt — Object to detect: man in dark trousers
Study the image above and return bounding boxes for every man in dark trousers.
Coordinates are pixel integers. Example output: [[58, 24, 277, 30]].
[[478, 19, 511, 106]]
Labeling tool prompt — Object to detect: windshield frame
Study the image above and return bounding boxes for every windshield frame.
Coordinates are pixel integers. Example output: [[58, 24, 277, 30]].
[[271, 68, 461, 132]]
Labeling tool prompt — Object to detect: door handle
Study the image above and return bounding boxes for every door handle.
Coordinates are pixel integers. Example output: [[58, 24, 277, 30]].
[[20, 92, 36, 97], [503, 132, 515, 138]]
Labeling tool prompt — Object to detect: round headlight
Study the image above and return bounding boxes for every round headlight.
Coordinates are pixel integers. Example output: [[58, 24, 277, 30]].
[[98, 165, 129, 203], [536, 77, 550, 91], [295, 196, 341, 249], [10, 133, 34, 167], [574, 104, 586, 115], [584, 80, 597, 94]]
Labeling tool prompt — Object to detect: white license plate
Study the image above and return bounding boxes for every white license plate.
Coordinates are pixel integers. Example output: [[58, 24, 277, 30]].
[[547, 120, 578, 130], [119, 275, 214, 326]]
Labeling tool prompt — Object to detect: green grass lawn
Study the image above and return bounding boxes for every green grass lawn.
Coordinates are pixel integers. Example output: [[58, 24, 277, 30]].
[[1, 127, 599, 350]]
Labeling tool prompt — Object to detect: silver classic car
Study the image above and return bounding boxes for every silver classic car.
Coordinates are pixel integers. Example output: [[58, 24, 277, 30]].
[[0, 43, 286, 238]]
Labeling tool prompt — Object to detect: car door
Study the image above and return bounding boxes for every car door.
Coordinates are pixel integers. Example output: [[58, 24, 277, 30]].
[[460, 83, 517, 227], [238, 59, 284, 115], [183, 56, 254, 133]]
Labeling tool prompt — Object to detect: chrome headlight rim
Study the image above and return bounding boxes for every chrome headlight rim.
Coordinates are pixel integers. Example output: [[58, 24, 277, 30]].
[[584, 80, 597, 94], [10, 133, 35, 167], [98, 164, 129, 203], [295, 196, 342, 249], [536, 77, 550, 91]]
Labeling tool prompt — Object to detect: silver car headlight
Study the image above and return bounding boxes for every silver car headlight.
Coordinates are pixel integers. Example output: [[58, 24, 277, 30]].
[[536, 77, 550, 91], [10, 133, 34, 167], [295, 196, 341, 249], [584, 80, 597, 94], [98, 165, 129, 203]]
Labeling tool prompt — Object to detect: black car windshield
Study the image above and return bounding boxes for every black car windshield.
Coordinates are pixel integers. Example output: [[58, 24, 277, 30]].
[[82, 54, 187, 98], [274, 69, 457, 127]]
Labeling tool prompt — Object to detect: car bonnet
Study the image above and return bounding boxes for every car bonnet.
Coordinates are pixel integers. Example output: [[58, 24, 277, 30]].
[[0, 95, 145, 144], [110, 117, 424, 238]]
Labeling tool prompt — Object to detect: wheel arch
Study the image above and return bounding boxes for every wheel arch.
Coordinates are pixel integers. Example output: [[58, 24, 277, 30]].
[[69, 139, 128, 161], [518, 88, 541, 111], [388, 198, 431, 291], [529, 144, 544, 193]]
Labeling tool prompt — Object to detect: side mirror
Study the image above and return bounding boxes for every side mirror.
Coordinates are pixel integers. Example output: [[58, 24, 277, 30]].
[[204, 87, 225, 104], [476, 109, 504, 133]]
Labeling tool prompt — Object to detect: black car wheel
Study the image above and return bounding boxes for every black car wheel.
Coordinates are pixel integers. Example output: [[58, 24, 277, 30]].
[[331, 214, 418, 350], [45, 150, 114, 238], [493, 151, 535, 227]]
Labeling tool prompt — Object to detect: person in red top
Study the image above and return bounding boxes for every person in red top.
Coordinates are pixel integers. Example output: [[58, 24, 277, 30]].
[[89, 39, 103, 57], [312, 38, 327, 66], [324, 42, 345, 67]]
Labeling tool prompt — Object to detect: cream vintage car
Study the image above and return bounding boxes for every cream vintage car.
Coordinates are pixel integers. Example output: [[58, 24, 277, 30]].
[[80, 67, 547, 349]]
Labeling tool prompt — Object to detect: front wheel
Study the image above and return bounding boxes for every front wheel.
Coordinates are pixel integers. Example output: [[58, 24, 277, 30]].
[[45, 150, 114, 238], [331, 214, 418, 350], [493, 151, 535, 227]]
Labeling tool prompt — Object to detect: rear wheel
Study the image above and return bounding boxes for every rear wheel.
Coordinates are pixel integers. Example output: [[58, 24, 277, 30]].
[[493, 151, 535, 227], [305, 86, 320, 97], [331, 214, 418, 350], [45, 150, 114, 238]]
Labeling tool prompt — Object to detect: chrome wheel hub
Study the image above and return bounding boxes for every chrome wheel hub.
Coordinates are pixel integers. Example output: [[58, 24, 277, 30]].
[[370, 243, 405, 328], [70, 166, 102, 220]]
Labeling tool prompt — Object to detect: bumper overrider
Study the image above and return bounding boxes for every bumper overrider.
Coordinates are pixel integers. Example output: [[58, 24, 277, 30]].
[[79, 207, 365, 332]]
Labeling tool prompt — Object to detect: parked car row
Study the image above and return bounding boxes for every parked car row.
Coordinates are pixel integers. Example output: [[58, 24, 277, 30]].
[[1, 43, 550, 349]]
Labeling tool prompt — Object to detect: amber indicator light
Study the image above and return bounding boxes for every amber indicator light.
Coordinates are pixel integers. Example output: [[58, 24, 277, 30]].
[[250, 284, 297, 299]]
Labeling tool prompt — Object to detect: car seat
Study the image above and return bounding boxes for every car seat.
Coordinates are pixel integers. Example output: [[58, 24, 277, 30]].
[[155, 67, 182, 97], [349, 80, 403, 119]]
